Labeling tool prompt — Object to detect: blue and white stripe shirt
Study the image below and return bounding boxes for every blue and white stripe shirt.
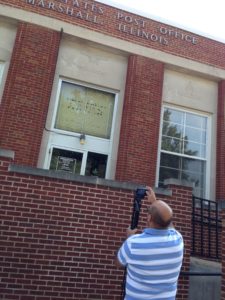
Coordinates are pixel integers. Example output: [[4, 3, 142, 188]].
[[117, 228, 184, 300]]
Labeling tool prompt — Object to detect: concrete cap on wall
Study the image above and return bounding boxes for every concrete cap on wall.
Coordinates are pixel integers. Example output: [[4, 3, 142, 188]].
[[8, 163, 171, 196], [164, 178, 194, 188], [0, 148, 15, 160]]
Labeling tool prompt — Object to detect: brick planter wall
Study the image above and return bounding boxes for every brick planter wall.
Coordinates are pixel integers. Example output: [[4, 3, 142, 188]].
[[0, 150, 192, 300]]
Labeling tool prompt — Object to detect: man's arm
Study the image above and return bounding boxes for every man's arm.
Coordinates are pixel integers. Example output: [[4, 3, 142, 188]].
[[115, 227, 138, 267]]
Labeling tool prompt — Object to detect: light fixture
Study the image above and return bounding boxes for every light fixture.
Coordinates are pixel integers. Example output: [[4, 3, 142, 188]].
[[79, 133, 86, 145]]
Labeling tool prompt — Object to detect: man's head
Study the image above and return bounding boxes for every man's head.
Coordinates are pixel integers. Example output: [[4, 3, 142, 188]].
[[147, 200, 173, 229]]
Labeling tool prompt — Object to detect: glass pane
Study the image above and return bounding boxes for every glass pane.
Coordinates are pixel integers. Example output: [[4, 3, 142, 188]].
[[164, 108, 183, 125], [183, 141, 201, 157], [185, 126, 202, 143], [162, 136, 182, 153], [201, 130, 206, 144], [182, 158, 205, 173], [85, 152, 108, 178], [159, 166, 179, 186], [160, 107, 208, 197], [162, 121, 182, 138], [182, 169, 203, 184], [181, 169, 205, 198], [160, 153, 180, 169], [159, 152, 206, 197], [50, 148, 83, 174], [186, 112, 207, 131], [201, 144, 206, 158], [55, 81, 115, 139], [202, 117, 207, 130], [186, 113, 202, 128]]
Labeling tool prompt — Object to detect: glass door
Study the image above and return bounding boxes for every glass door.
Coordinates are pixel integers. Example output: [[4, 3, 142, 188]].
[[50, 148, 84, 175], [42, 79, 118, 179]]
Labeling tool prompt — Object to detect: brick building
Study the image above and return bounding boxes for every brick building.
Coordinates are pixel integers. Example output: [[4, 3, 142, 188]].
[[0, 0, 225, 299]]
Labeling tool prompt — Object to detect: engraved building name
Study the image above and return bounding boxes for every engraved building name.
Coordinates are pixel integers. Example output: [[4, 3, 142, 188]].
[[25, 0, 198, 46]]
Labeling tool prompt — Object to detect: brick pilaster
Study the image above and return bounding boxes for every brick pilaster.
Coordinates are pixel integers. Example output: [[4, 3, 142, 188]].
[[0, 22, 61, 167], [115, 55, 164, 186], [216, 81, 225, 200]]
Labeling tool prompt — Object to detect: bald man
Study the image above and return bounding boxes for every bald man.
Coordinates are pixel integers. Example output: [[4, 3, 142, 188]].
[[117, 187, 184, 300]]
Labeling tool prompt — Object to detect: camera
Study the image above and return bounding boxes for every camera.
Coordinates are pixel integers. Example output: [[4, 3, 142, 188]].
[[135, 187, 148, 199]]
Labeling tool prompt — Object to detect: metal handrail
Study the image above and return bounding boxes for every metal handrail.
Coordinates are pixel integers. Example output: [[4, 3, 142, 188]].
[[192, 196, 221, 260]]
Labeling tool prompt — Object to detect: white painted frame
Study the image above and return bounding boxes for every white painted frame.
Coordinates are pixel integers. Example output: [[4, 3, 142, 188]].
[[156, 104, 212, 198], [0, 62, 4, 85], [43, 78, 119, 179]]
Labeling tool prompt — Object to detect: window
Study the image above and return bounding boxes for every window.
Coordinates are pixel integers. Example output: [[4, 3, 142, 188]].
[[50, 148, 83, 174], [55, 81, 115, 139], [43, 79, 117, 179], [49, 148, 108, 178], [157, 107, 210, 198]]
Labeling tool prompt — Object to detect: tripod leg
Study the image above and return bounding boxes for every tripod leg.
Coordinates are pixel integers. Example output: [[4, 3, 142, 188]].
[[121, 268, 126, 299]]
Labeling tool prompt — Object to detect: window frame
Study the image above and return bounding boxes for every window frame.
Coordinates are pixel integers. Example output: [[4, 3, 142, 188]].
[[0, 61, 5, 103], [52, 79, 117, 139], [156, 105, 212, 198], [0, 62, 4, 85], [43, 78, 119, 179]]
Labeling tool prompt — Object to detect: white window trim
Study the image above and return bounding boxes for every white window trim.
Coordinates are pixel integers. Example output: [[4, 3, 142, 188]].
[[42, 78, 119, 179], [156, 104, 212, 199], [0, 62, 4, 85]]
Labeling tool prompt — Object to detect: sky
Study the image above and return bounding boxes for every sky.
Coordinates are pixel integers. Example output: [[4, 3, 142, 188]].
[[97, 0, 225, 43]]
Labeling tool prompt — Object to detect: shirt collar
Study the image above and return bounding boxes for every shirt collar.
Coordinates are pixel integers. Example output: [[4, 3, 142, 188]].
[[144, 228, 170, 235]]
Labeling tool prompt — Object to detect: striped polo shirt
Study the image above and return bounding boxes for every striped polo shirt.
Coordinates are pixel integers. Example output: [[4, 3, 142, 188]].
[[117, 228, 184, 300]]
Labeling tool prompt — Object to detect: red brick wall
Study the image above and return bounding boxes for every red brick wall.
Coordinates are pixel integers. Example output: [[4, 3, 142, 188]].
[[222, 208, 225, 299], [1, 0, 225, 69], [0, 152, 192, 300], [162, 181, 193, 300], [115, 55, 164, 185], [217, 81, 225, 200], [0, 22, 61, 166]]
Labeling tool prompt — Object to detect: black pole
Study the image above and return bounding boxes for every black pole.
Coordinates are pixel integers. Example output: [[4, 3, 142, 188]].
[[121, 188, 147, 299]]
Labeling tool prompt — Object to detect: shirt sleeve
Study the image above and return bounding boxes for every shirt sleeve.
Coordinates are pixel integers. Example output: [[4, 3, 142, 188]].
[[117, 237, 133, 266]]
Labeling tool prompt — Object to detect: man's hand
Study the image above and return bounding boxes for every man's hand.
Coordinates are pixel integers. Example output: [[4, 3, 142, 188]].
[[127, 227, 138, 237], [146, 187, 157, 205]]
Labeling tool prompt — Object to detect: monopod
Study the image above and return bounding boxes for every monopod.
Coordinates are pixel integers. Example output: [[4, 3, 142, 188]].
[[121, 187, 147, 299]]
